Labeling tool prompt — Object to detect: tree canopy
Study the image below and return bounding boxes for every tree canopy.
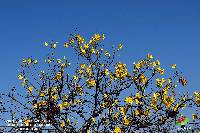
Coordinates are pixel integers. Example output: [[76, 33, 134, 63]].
[[0, 33, 199, 133]]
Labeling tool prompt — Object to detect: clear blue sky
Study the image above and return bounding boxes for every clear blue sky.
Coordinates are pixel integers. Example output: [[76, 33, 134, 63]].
[[0, 0, 199, 113]]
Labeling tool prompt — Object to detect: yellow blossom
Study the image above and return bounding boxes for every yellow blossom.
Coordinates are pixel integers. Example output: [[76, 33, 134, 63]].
[[114, 126, 121, 133], [147, 53, 153, 59], [51, 43, 56, 48], [55, 72, 62, 80], [192, 114, 198, 119], [24, 118, 30, 126], [156, 78, 166, 88], [135, 110, 140, 116], [90, 117, 95, 124], [105, 51, 110, 57], [91, 48, 95, 54], [138, 74, 147, 84], [60, 121, 65, 127], [156, 60, 160, 66], [84, 43, 89, 49], [73, 75, 78, 80], [172, 64, 176, 69], [115, 63, 128, 79], [102, 34, 105, 40], [80, 63, 85, 69], [57, 59, 62, 64], [86, 79, 96, 87], [105, 69, 109, 76], [27, 58, 32, 64], [194, 92, 200, 104], [33, 60, 38, 64], [124, 116, 130, 126], [118, 43, 123, 49], [76, 34, 84, 44], [92, 34, 101, 42], [44, 42, 48, 47], [47, 59, 51, 64], [173, 103, 179, 111], [18, 74, 23, 80], [28, 86, 33, 92], [118, 107, 126, 116], [125, 97, 134, 105], [52, 95, 57, 100], [135, 93, 142, 99], [156, 67, 165, 74], [64, 42, 69, 48], [162, 95, 175, 108]]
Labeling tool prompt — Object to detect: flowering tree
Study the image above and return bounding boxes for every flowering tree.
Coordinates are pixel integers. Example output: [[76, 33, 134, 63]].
[[1, 33, 199, 132]]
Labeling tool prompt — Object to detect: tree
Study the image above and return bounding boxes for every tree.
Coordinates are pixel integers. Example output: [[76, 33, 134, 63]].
[[0, 33, 199, 132]]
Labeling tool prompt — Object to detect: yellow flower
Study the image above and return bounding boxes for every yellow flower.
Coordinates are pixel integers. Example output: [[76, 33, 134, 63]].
[[125, 97, 134, 105], [22, 59, 27, 64], [156, 78, 166, 88], [124, 116, 130, 126], [44, 42, 48, 47], [192, 114, 198, 119], [152, 62, 157, 67], [173, 103, 179, 111], [147, 53, 153, 59], [84, 43, 89, 49], [144, 108, 150, 116], [151, 96, 158, 110], [80, 46, 86, 54], [38, 91, 44, 97], [135, 93, 142, 99], [156, 67, 165, 74], [105, 69, 109, 76], [55, 72, 62, 80], [76, 34, 84, 44], [172, 64, 176, 69], [138, 74, 147, 84], [135, 110, 140, 116], [156, 60, 160, 66], [47, 59, 51, 64], [118, 43, 123, 49], [28, 86, 33, 92], [60, 121, 65, 127], [73, 75, 78, 80], [194, 92, 200, 104], [179, 77, 187, 86], [18, 74, 23, 80], [51, 43, 56, 49], [21, 78, 28, 86], [162, 95, 175, 108], [24, 118, 30, 126], [114, 126, 121, 133], [52, 95, 57, 100], [57, 59, 62, 64], [91, 48, 95, 54], [58, 103, 63, 110], [86, 79, 96, 87], [113, 113, 119, 120], [90, 117, 95, 124], [118, 107, 126, 116], [105, 51, 110, 57], [33, 60, 38, 64], [92, 34, 101, 42], [27, 58, 32, 64], [64, 42, 69, 48], [115, 63, 128, 79], [134, 62, 143, 69], [102, 34, 105, 40], [80, 63, 85, 69]]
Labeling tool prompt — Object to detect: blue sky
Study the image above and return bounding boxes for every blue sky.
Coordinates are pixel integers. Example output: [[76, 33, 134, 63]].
[[0, 0, 199, 123]]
